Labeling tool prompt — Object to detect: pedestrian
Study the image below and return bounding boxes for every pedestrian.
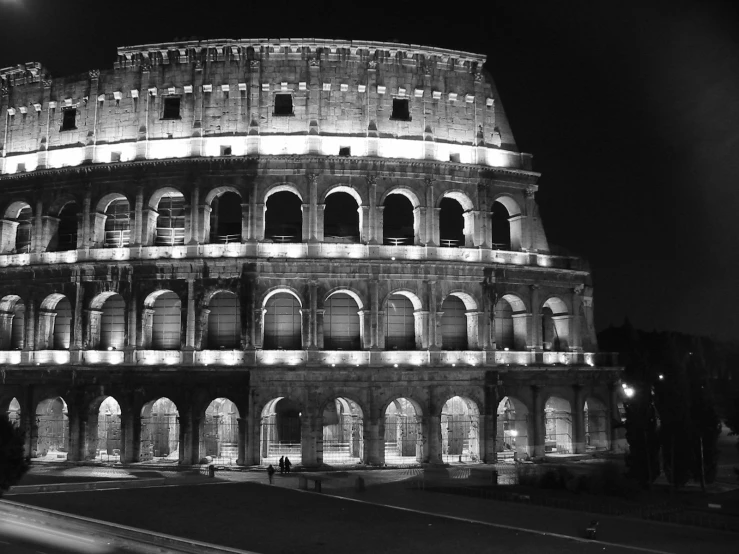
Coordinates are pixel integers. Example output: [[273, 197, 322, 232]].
[[284, 456, 292, 474], [267, 464, 275, 484], [279, 455, 285, 474]]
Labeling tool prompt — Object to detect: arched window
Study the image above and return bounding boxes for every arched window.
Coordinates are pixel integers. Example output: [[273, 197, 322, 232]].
[[385, 294, 415, 350], [383, 194, 414, 245], [208, 292, 241, 349], [324, 192, 359, 243], [0, 296, 24, 350], [210, 192, 242, 244], [494, 299, 514, 349], [53, 297, 72, 349], [324, 293, 360, 349], [265, 191, 302, 242], [542, 297, 568, 352], [439, 198, 464, 248], [152, 291, 181, 350], [441, 296, 467, 350], [491, 201, 511, 250], [155, 192, 185, 246], [104, 198, 130, 248], [15, 205, 32, 253], [100, 294, 125, 350], [54, 203, 80, 251], [264, 293, 301, 349]]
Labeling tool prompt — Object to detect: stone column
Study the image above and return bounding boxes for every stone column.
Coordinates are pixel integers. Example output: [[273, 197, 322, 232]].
[[133, 187, 144, 245], [185, 279, 196, 348], [508, 214, 524, 251], [301, 412, 320, 468], [413, 311, 429, 350], [72, 282, 84, 350], [424, 178, 435, 246], [370, 279, 380, 349], [529, 286, 541, 351], [36, 310, 56, 350], [308, 173, 319, 242], [482, 385, 499, 464], [376, 310, 386, 350], [23, 298, 35, 352], [358, 310, 372, 349], [531, 385, 545, 458], [365, 410, 384, 466], [573, 385, 585, 454], [80, 188, 92, 248], [315, 309, 325, 349], [465, 311, 484, 350], [0, 220, 19, 253], [367, 176, 378, 244], [196, 308, 211, 350], [300, 309, 312, 349], [236, 417, 246, 465], [140, 207, 159, 246], [120, 408, 141, 463], [240, 203, 249, 243], [309, 281, 318, 349], [32, 200, 43, 253], [428, 281, 438, 349], [141, 308, 155, 349], [608, 382, 621, 451], [413, 206, 426, 245], [252, 309, 265, 349], [188, 184, 201, 244], [375, 206, 385, 245], [512, 313, 531, 351], [359, 205, 370, 244], [463, 211, 476, 247], [253, 203, 265, 241], [316, 204, 326, 242], [85, 309, 103, 349], [66, 406, 87, 462], [425, 412, 442, 464], [178, 411, 200, 465]]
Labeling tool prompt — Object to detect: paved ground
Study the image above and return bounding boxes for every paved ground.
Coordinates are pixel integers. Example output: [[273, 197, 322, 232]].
[[4, 463, 738, 554]]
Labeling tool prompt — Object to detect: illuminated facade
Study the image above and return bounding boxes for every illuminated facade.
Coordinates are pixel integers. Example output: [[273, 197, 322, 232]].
[[0, 39, 620, 466]]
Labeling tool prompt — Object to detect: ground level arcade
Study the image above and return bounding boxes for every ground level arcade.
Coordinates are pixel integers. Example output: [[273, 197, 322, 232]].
[[0, 366, 624, 467]]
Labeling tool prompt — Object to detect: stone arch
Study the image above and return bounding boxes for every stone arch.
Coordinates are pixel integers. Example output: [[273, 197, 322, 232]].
[[324, 289, 363, 350], [542, 296, 570, 352], [3, 200, 32, 219], [440, 295, 468, 350], [264, 183, 304, 204], [323, 187, 361, 243], [204, 186, 242, 206], [96, 193, 131, 248], [324, 287, 365, 310], [260, 396, 303, 465], [95, 192, 131, 214], [323, 184, 364, 206], [89, 292, 126, 350], [492, 194, 522, 251], [496, 395, 530, 460], [34, 396, 69, 460], [38, 293, 72, 350], [47, 195, 80, 217], [383, 289, 423, 350], [86, 395, 122, 461], [5, 397, 21, 427], [320, 395, 365, 465], [544, 395, 573, 454], [584, 396, 609, 450], [439, 191, 475, 248], [379, 187, 421, 208], [441, 395, 481, 463], [495, 293, 528, 351], [199, 397, 241, 465], [383, 289, 423, 311], [143, 290, 182, 350], [0, 294, 25, 350], [146, 186, 186, 210], [263, 288, 303, 350], [437, 190, 474, 211], [140, 397, 180, 463], [383, 397, 423, 464], [206, 290, 241, 349], [1, 200, 33, 254], [264, 185, 303, 242], [48, 201, 80, 252]]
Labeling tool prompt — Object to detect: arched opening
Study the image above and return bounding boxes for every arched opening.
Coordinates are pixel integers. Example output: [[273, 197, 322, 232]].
[[494, 299, 514, 349], [155, 192, 186, 246], [140, 397, 179, 463], [210, 192, 243, 244], [382, 194, 414, 245], [14, 204, 33, 253], [491, 200, 512, 250], [7, 398, 20, 427], [34, 397, 68, 460], [52, 297, 72, 349], [0, 295, 25, 350], [441, 295, 467, 350], [200, 398, 240, 465], [384, 398, 421, 464], [496, 396, 529, 461], [100, 294, 125, 350], [585, 398, 608, 451], [104, 197, 131, 248], [324, 192, 359, 243], [90, 397, 121, 462], [207, 291, 241, 349], [439, 197, 465, 247], [542, 297, 569, 352], [545, 396, 572, 454], [260, 397, 301, 465], [322, 398, 363, 465], [51, 202, 80, 251], [152, 291, 182, 350], [324, 293, 360, 349], [385, 294, 415, 350], [264, 292, 301, 349], [264, 191, 302, 242], [441, 396, 480, 463]]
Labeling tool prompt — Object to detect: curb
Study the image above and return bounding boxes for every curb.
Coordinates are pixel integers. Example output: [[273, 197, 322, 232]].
[[7, 477, 167, 495]]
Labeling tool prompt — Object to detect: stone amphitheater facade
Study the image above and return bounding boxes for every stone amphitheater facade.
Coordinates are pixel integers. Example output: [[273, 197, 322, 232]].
[[0, 39, 621, 467]]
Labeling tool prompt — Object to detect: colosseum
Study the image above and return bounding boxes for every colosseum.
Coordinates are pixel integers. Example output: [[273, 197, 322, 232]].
[[0, 38, 621, 468]]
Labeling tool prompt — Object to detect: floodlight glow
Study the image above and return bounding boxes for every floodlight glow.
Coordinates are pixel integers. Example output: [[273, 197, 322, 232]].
[[510, 430, 518, 437], [623, 387, 635, 398]]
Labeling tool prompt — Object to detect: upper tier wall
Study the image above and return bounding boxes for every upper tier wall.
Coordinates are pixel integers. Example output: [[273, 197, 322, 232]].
[[0, 39, 525, 175]]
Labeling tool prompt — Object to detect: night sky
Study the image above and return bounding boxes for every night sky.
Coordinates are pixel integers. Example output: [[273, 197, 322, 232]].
[[1, 0, 737, 340]]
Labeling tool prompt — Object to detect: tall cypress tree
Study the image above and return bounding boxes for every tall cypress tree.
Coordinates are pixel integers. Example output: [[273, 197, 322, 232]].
[[0, 413, 30, 496]]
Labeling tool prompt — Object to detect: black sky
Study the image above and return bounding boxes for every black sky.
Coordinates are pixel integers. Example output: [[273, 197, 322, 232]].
[[1, 0, 737, 340]]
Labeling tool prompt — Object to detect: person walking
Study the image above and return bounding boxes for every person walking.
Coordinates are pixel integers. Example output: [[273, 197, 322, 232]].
[[278, 456, 285, 474], [267, 464, 276, 484], [284, 456, 292, 474]]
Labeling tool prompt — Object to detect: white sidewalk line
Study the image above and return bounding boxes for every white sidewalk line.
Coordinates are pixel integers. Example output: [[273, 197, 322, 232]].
[[321, 493, 677, 554], [0, 500, 261, 554]]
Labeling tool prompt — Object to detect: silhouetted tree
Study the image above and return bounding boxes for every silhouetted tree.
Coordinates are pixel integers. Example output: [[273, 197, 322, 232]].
[[0, 413, 30, 496]]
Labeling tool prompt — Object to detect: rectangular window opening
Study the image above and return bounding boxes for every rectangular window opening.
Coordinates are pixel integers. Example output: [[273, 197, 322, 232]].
[[391, 98, 411, 121], [162, 96, 181, 120], [220, 145, 232, 156], [274, 94, 293, 116], [61, 109, 77, 131], [339, 146, 351, 156], [449, 153, 461, 163]]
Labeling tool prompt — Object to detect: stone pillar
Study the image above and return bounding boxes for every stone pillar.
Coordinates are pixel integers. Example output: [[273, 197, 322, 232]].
[[512, 313, 531, 351], [39, 216, 60, 253], [370, 279, 380, 349], [85, 309, 103, 349], [188, 184, 201, 244], [185, 279, 196, 348], [430, 208, 441, 246], [252, 308, 265, 349], [413, 206, 426, 245], [141, 308, 155, 348], [236, 417, 246, 465], [573, 385, 585, 454], [424, 178, 435, 246], [300, 204, 310, 242], [179, 411, 200, 465], [530, 286, 541, 350], [316, 203, 326, 242], [240, 203, 249, 243], [309, 281, 318, 349], [0, 220, 19, 253], [120, 408, 141, 463], [66, 407, 87, 462], [465, 311, 484, 350], [140, 207, 159, 246], [197, 308, 211, 350], [463, 211, 476, 247], [375, 206, 385, 245], [315, 310, 325, 349], [24, 298, 35, 352], [36, 310, 56, 350], [308, 173, 319, 242], [552, 315, 572, 351], [359, 205, 370, 244], [413, 311, 429, 349], [253, 203, 265, 241], [31, 200, 43, 253], [300, 309, 312, 349], [19, 387, 34, 458], [367, 176, 378, 244], [365, 410, 384, 466], [301, 413, 320, 467], [358, 310, 372, 349], [90, 212, 106, 248], [425, 412, 442, 464], [508, 214, 524, 251], [608, 383, 621, 451], [72, 282, 84, 349], [133, 187, 144, 245], [428, 281, 438, 349], [80, 189, 92, 248], [376, 310, 386, 350], [531, 385, 545, 458]]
